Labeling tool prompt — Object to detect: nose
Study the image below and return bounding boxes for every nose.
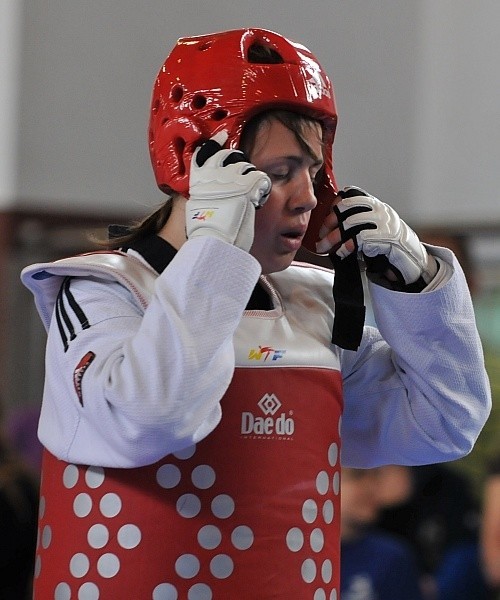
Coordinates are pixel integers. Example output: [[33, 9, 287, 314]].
[[288, 170, 317, 213]]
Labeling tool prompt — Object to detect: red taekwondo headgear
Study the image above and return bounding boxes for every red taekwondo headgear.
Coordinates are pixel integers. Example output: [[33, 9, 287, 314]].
[[148, 28, 338, 252]]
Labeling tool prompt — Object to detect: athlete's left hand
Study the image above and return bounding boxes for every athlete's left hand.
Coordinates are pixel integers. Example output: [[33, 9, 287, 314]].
[[316, 186, 438, 286]]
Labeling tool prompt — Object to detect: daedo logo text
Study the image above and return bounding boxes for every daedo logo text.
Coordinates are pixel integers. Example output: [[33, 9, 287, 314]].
[[241, 393, 295, 439]]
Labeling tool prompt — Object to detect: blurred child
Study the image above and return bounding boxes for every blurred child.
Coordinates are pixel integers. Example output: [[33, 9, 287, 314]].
[[341, 467, 423, 600]]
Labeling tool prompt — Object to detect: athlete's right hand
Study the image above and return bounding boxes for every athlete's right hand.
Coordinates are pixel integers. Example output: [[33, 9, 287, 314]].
[[186, 131, 271, 252]]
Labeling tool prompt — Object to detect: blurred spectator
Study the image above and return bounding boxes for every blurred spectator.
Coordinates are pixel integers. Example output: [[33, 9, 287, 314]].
[[481, 454, 500, 598], [376, 463, 491, 599], [5, 404, 43, 476], [362, 229, 498, 598], [416, 229, 500, 493], [341, 466, 423, 600], [0, 405, 39, 599]]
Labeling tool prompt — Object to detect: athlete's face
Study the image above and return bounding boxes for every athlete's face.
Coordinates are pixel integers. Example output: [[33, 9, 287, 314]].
[[340, 468, 384, 535], [247, 118, 323, 274]]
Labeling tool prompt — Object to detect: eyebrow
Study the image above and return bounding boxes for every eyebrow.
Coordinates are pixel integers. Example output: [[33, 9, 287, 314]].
[[276, 155, 324, 168]]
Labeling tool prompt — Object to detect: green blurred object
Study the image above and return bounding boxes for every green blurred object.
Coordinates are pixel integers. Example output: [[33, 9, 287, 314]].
[[450, 342, 500, 497], [475, 288, 500, 352]]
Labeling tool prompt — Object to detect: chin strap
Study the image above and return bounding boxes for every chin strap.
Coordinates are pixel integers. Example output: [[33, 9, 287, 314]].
[[330, 251, 366, 350], [329, 188, 368, 351]]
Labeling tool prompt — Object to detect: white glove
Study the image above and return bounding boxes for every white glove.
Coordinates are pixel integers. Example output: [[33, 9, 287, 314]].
[[334, 186, 437, 285], [187, 131, 271, 252]]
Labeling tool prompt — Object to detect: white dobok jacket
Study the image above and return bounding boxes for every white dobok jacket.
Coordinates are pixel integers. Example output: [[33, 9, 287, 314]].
[[21, 235, 491, 599]]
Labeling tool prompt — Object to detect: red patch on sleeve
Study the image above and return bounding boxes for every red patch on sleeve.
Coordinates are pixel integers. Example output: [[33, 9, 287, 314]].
[[73, 351, 96, 406]]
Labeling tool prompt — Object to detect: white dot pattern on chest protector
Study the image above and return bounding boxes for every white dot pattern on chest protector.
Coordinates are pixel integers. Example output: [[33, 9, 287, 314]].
[[35, 413, 341, 598], [37, 444, 257, 599], [41, 524, 52, 549], [284, 441, 340, 598]]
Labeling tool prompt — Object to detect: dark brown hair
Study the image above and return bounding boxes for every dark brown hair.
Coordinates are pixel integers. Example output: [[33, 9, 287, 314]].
[[240, 109, 323, 164], [102, 109, 323, 250]]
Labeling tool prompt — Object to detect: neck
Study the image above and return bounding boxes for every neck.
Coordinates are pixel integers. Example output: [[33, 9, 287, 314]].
[[341, 521, 366, 542], [158, 195, 188, 250]]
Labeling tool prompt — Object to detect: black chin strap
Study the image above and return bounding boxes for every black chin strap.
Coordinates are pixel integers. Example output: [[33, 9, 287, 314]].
[[331, 251, 366, 350], [328, 188, 372, 351]]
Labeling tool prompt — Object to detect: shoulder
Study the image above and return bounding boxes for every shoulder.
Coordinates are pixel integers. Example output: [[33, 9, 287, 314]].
[[21, 250, 158, 331], [22, 250, 157, 285]]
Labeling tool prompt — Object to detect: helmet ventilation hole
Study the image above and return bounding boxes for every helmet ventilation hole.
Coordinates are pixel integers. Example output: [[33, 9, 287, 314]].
[[247, 42, 284, 64], [192, 94, 207, 110], [174, 137, 186, 176], [171, 85, 184, 103], [212, 109, 228, 121], [198, 41, 213, 52]]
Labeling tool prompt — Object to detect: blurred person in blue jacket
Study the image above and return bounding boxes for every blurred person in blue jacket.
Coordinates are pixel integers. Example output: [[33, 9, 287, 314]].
[[341, 466, 423, 600], [376, 463, 493, 599]]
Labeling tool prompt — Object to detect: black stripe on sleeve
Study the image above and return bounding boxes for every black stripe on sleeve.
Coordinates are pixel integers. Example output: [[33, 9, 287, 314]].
[[54, 277, 91, 352], [63, 278, 90, 330], [58, 279, 77, 341], [55, 286, 69, 352]]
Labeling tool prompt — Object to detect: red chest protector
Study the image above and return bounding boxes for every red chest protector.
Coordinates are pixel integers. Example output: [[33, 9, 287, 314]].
[[34, 365, 342, 599], [32, 261, 343, 599]]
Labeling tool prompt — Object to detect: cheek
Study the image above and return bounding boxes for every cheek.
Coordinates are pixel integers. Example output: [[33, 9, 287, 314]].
[[254, 194, 278, 234]]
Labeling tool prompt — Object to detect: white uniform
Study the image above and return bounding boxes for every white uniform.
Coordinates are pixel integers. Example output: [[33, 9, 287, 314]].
[[21, 235, 491, 599]]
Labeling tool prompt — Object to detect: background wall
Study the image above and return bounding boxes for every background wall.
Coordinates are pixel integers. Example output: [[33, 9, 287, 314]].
[[0, 0, 22, 205], [0, 1, 499, 414], [5, 0, 499, 228]]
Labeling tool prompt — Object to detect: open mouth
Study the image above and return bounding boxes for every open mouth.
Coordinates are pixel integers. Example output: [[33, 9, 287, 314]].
[[282, 226, 307, 240], [280, 228, 306, 251], [282, 231, 303, 240]]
